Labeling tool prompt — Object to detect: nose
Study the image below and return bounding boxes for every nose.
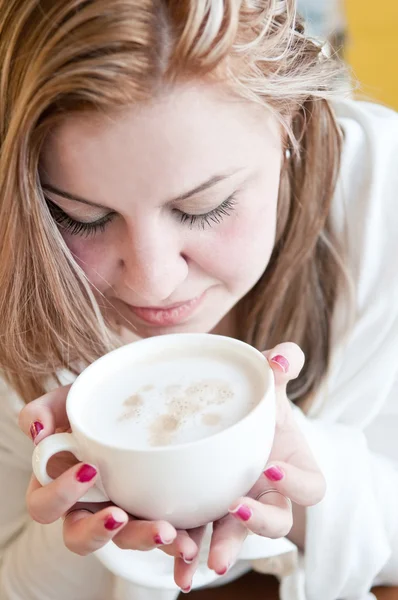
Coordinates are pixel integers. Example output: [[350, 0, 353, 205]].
[[120, 221, 188, 304]]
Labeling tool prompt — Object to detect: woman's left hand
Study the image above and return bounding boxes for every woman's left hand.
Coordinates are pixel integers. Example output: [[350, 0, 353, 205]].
[[172, 342, 326, 591]]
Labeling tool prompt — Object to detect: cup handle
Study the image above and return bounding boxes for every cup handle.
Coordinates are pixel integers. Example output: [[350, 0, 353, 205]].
[[32, 432, 109, 503]]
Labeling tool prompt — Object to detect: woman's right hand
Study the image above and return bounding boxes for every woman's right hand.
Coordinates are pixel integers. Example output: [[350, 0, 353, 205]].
[[18, 386, 201, 590]]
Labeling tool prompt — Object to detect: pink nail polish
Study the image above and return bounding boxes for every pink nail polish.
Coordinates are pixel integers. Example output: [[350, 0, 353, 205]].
[[264, 465, 285, 481], [270, 355, 290, 373], [154, 534, 163, 545], [229, 504, 252, 521], [181, 584, 192, 594], [216, 565, 229, 576], [104, 515, 124, 531], [30, 421, 44, 442], [76, 464, 97, 483]]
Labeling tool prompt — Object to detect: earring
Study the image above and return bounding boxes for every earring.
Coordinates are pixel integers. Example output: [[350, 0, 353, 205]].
[[285, 148, 291, 160]]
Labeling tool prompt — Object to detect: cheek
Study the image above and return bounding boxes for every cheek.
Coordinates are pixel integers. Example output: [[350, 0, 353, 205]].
[[231, 202, 277, 282], [189, 191, 278, 292], [64, 235, 119, 292]]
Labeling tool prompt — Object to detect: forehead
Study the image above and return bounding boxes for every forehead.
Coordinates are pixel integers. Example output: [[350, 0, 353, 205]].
[[40, 83, 281, 205]]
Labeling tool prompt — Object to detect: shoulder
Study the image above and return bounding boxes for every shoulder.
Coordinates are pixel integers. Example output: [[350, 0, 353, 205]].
[[310, 101, 398, 423], [331, 99, 398, 301], [334, 99, 397, 204], [334, 98, 398, 146]]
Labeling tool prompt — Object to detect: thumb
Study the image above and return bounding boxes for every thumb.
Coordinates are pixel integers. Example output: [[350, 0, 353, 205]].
[[18, 385, 71, 444], [263, 342, 305, 393]]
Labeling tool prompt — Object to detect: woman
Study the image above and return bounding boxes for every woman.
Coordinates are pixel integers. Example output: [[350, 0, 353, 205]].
[[0, 1, 397, 599]]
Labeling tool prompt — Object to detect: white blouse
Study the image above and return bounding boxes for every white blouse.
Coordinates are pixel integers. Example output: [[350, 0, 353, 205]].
[[1, 99, 398, 600]]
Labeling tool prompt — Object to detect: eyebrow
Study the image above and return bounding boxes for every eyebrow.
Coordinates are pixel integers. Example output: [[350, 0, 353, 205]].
[[41, 171, 240, 210]]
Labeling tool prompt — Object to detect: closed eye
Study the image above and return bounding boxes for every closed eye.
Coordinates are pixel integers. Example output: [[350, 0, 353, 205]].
[[45, 193, 237, 237], [45, 198, 115, 237], [175, 194, 237, 229]]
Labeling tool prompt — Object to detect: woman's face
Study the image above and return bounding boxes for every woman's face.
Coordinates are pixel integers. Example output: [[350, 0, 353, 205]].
[[40, 83, 283, 338]]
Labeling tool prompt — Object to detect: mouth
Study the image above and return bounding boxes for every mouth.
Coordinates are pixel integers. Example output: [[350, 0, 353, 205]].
[[124, 292, 207, 327]]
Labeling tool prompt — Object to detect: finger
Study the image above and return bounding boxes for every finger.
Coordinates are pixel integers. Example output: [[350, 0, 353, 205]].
[[113, 519, 177, 551], [26, 462, 98, 524], [229, 491, 293, 538], [263, 460, 326, 506], [264, 342, 305, 386], [208, 514, 248, 576], [160, 529, 199, 563], [63, 506, 128, 556], [18, 385, 71, 444], [173, 526, 206, 593], [262, 345, 326, 506]]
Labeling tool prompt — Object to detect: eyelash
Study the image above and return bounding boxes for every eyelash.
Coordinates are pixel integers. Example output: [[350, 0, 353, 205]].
[[176, 194, 237, 229], [45, 199, 114, 237], [45, 194, 237, 238]]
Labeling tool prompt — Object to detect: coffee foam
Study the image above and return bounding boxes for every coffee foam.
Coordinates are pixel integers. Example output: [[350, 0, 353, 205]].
[[83, 350, 262, 448]]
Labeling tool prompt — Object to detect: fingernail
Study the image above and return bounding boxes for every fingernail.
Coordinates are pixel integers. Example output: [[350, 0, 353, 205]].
[[104, 515, 124, 531], [216, 564, 230, 576], [264, 465, 285, 481], [30, 421, 44, 442], [180, 552, 195, 564], [180, 583, 192, 594], [229, 504, 252, 522], [270, 354, 290, 373], [76, 463, 97, 483], [154, 534, 173, 546]]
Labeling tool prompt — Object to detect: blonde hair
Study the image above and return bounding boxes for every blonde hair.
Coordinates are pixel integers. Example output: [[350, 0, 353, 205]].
[[0, 0, 347, 404]]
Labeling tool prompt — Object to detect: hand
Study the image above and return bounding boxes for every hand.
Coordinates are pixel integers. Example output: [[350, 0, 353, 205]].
[[170, 343, 326, 590], [18, 387, 201, 592], [19, 342, 325, 592]]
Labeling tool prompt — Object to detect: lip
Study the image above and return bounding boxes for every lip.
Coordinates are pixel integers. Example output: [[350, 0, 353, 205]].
[[125, 292, 206, 326]]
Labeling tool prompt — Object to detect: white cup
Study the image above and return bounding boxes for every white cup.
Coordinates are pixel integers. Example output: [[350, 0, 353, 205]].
[[32, 334, 275, 529]]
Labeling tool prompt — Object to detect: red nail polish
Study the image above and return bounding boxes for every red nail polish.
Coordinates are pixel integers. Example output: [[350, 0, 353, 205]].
[[264, 465, 285, 481], [30, 421, 44, 442], [229, 504, 252, 521], [76, 464, 97, 483], [270, 355, 290, 373], [104, 515, 124, 531]]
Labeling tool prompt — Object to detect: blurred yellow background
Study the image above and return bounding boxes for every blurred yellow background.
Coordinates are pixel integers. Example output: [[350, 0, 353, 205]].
[[345, 0, 398, 109], [298, 0, 398, 110]]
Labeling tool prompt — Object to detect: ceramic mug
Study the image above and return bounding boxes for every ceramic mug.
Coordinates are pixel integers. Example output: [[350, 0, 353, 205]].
[[32, 334, 275, 529]]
